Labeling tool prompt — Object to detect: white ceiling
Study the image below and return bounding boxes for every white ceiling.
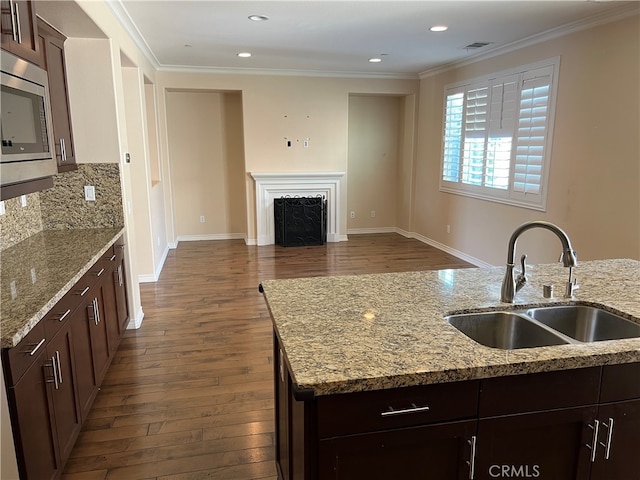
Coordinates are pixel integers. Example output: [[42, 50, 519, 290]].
[[43, 1, 640, 77]]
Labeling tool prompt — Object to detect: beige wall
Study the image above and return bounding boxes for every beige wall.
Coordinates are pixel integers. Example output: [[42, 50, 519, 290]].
[[156, 72, 419, 243], [347, 95, 402, 231], [415, 14, 640, 266], [165, 91, 246, 238]]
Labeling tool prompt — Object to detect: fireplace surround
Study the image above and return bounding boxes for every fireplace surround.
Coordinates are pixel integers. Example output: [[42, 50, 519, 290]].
[[251, 172, 345, 246]]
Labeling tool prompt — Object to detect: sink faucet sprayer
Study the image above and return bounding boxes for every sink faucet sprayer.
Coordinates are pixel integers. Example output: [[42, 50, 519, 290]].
[[500, 221, 578, 303]]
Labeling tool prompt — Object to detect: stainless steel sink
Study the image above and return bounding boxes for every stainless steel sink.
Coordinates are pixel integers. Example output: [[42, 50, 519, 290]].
[[446, 311, 571, 349], [525, 305, 640, 342]]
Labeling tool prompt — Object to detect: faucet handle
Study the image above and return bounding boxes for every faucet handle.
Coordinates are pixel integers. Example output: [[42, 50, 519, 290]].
[[520, 254, 527, 275]]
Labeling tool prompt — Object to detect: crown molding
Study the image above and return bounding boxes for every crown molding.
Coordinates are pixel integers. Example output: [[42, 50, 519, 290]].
[[419, 2, 639, 79], [156, 64, 419, 80], [107, 0, 161, 70]]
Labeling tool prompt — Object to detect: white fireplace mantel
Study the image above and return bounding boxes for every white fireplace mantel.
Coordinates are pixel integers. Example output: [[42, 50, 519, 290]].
[[251, 172, 346, 246]]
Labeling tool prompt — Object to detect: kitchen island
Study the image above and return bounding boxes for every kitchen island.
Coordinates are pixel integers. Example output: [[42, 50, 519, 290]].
[[261, 259, 640, 480]]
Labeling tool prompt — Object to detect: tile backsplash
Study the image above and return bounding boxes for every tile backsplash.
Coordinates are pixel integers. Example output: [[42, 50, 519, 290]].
[[0, 163, 124, 251]]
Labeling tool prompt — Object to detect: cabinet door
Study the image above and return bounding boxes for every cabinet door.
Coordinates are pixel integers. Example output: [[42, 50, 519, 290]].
[[475, 406, 596, 480], [591, 399, 640, 480], [0, 0, 41, 65], [87, 286, 111, 385], [37, 19, 76, 171], [101, 263, 122, 356], [46, 323, 82, 464], [114, 256, 129, 332], [7, 348, 60, 480], [318, 420, 477, 480], [70, 298, 98, 420]]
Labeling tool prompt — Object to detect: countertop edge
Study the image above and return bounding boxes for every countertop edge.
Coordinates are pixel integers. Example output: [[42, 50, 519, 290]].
[[5, 227, 125, 349]]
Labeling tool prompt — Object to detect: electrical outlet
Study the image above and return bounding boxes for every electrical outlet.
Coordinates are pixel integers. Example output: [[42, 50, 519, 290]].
[[84, 186, 96, 201], [303, 138, 309, 148], [350, 211, 355, 219], [370, 210, 376, 218], [20, 195, 27, 207], [200, 215, 205, 223], [446, 224, 451, 234]]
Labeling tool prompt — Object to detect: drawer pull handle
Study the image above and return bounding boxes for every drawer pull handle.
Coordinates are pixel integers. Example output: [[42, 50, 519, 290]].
[[467, 435, 477, 480], [78, 286, 90, 296], [46, 357, 59, 390], [56, 309, 72, 322], [110, 254, 116, 261], [25, 338, 46, 356], [381, 403, 430, 417], [600, 417, 614, 460], [95, 268, 105, 277], [55, 351, 63, 385], [587, 419, 600, 462]]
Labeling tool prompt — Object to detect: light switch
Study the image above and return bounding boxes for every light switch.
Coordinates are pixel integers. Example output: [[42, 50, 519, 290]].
[[84, 185, 96, 201]]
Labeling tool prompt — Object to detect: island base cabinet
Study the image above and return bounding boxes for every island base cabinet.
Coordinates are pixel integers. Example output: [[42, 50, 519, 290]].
[[475, 407, 596, 480], [318, 420, 476, 480], [590, 399, 640, 480]]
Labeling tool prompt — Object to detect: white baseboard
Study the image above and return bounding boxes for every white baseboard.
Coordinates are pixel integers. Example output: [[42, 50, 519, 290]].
[[126, 306, 145, 330], [347, 227, 397, 235], [408, 231, 493, 268], [138, 244, 171, 283], [176, 233, 245, 242], [349, 227, 492, 267]]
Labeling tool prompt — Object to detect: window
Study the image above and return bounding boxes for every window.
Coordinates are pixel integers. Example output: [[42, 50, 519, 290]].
[[440, 58, 559, 210]]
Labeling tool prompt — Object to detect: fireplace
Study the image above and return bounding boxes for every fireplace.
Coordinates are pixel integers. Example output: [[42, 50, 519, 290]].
[[274, 196, 327, 247], [251, 172, 345, 246]]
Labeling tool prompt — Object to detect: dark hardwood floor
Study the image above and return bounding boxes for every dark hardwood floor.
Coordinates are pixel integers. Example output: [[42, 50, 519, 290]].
[[62, 233, 474, 479]]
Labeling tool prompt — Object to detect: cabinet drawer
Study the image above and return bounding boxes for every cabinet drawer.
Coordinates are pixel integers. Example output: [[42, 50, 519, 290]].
[[479, 367, 601, 417], [42, 291, 79, 339], [600, 362, 640, 403], [2, 322, 47, 386], [317, 380, 479, 438]]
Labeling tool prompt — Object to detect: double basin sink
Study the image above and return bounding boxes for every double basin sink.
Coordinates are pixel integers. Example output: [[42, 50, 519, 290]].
[[446, 305, 640, 350]]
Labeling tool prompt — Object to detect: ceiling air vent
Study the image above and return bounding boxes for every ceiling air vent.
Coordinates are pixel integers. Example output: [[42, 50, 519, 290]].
[[464, 42, 492, 50]]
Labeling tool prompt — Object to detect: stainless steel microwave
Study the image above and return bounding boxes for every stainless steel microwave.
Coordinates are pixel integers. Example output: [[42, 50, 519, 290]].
[[1, 49, 57, 187]]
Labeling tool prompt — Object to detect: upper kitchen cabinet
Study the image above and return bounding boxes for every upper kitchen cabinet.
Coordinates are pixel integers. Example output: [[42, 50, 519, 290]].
[[37, 18, 76, 171], [0, 0, 41, 65]]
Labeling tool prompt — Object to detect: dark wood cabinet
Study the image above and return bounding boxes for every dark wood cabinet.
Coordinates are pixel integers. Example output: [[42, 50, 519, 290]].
[[0, 0, 41, 65], [5, 347, 59, 480], [2, 236, 129, 479], [37, 18, 76, 172], [319, 420, 476, 480], [273, 337, 640, 480], [475, 407, 596, 480], [590, 399, 640, 480], [69, 299, 97, 421], [45, 321, 81, 465]]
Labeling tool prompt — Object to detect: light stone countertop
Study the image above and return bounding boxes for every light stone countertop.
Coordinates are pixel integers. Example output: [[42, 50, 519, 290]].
[[261, 259, 640, 396], [0, 228, 125, 348]]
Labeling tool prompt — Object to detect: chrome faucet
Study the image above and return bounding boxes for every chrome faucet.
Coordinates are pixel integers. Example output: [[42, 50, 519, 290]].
[[500, 221, 578, 303]]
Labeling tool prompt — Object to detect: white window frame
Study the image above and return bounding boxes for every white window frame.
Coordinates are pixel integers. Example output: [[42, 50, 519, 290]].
[[439, 57, 560, 211]]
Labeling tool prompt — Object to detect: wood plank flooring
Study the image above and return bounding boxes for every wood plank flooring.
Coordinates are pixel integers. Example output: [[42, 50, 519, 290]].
[[62, 233, 474, 479]]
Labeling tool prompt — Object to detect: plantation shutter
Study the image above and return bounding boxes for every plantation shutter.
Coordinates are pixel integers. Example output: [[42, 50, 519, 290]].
[[461, 84, 489, 186], [442, 90, 464, 182], [485, 75, 518, 190], [512, 66, 554, 197]]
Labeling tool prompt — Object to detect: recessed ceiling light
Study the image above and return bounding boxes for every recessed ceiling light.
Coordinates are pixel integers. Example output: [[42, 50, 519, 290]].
[[238, 52, 252, 58], [430, 25, 448, 32], [248, 15, 269, 22], [369, 58, 382, 63]]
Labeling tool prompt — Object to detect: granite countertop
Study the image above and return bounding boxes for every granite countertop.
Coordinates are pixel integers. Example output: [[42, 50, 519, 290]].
[[261, 259, 640, 396], [0, 228, 125, 348]]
